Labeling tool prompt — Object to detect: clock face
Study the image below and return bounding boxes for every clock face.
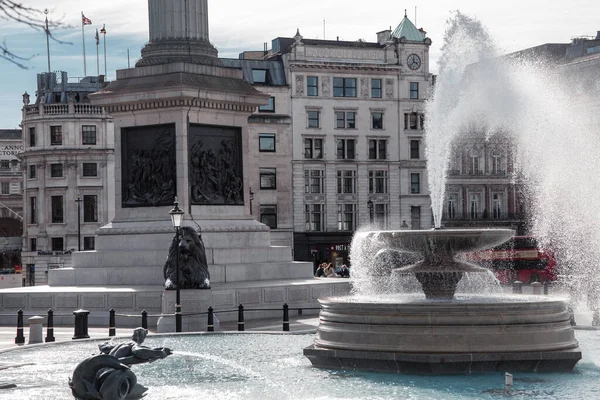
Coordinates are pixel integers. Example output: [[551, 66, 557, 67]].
[[407, 54, 421, 70]]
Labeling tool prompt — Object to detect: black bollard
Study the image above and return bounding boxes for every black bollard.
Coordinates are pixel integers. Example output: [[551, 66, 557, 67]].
[[15, 309, 25, 345], [238, 304, 244, 332], [512, 281, 523, 294], [141, 310, 148, 329], [45, 308, 55, 343], [72, 309, 90, 340], [109, 308, 116, 337], [283, 303, 290, 332], [207, 307, 214, 332]]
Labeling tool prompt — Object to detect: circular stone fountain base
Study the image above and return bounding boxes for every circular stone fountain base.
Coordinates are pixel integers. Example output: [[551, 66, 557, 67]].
[[304, 295, 582, 374]]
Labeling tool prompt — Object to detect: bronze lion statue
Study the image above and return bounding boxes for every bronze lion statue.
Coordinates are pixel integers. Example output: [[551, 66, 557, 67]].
[[163, 226, 211, 290]]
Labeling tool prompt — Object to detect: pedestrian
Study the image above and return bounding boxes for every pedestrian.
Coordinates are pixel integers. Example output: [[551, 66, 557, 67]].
[[315, 263, 326, 277]]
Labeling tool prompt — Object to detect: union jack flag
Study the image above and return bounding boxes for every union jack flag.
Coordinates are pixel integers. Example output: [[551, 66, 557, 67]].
[[82, 13, 92, 25], [100, 24, 106, 34]]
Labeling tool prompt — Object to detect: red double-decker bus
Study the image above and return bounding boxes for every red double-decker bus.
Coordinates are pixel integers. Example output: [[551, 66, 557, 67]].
[[466, 236, 557, 284]]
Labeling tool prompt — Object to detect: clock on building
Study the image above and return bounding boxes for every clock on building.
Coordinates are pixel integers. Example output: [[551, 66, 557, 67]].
[[407, 54, 421, 70]]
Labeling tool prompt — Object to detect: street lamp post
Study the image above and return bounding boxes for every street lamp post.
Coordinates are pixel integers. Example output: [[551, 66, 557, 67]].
[[249, 188, 254, 215], [367, 199, 374, 224], [75, 195, 83, 251], [169, 197, 184, 333]]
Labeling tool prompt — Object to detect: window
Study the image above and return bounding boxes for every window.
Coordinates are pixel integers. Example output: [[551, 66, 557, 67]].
[[51, 237, 64, 251], [50, 163, 63, 178], [337, 204, 356, 231], [371, 79, 382, 98], [410, 140, 420, 159], [470, 155, 481, 175], [335, 111, 355, 129], [0, 160, 8, 170], [304, 169, 325, 194], [82, 125, 97, 145], [30, 238, 37, 252], [336, 139, 356, 160], [304, 138, 323, 159], [1, 182, 9, 194], [491, 151, 505, 175], [258, 133, 276, 152], [333, 77, 357, 97], [29, 127, 36, 147], [307, 110, 320, 128], [82, 163, 98, 177], [307, 76, 318, 96], [374, 203, 389, 229], [29, 196, 36, 224], [410, 82, 419, 99], [252, 69, 267, 83], [337, 170, 356, 194], [372, 112, 383, 129], [305, 204, 325, 231], [50, 126, 62, 145], [84, 237, 96, 250], [369, 170, 388, 194], [493, 193, 503, 219], [259, 168, 276, 189], [470, 193, 482, 219], [410, 173, 421, 194], [83, 195, 98, 222], [28, 165, 36, 179], [260, 205, 277, 229], [404, 113, 424, 130], [411, 206, 421, 230], [258, 97, 275, 112], [447, 194, 457, 219], [51, 196, 63, 223], [368, 139, 387, 160]]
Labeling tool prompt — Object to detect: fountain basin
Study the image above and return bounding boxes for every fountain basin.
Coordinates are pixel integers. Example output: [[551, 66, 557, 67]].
[[304, 294, 581, 374]]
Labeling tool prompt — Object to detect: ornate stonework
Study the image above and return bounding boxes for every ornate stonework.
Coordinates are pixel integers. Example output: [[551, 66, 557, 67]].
[[295, 75, 305, 95], [360, 78, 369, 98], [385, 79, 394, 98], [304, 47, 385, 61], [322, 77, 331, 96]]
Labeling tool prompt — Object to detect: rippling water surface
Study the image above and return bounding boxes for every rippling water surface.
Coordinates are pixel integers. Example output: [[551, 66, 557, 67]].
[[1, 332, 599, 399]]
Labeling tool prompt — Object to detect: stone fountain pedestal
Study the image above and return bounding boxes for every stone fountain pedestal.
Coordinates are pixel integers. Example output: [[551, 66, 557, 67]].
[[304, 296, 581, 373], [304, 228, 582, 374]]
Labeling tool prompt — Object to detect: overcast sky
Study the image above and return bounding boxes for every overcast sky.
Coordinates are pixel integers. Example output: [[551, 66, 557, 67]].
[[1, 0, 598, 128]]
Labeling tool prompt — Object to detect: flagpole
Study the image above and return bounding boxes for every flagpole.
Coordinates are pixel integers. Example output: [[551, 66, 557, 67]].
[[81, 12, 87, 76], [102, 27, 107, 77], [44, 9, 51, 73], [96, 29, 100, 76]]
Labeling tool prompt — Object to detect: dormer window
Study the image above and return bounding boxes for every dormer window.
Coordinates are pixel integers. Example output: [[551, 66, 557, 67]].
[[252, 69, 268, 84]]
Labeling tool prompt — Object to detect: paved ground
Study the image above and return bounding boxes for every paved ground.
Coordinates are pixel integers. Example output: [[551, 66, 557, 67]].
[[0, 315, 320, 351]]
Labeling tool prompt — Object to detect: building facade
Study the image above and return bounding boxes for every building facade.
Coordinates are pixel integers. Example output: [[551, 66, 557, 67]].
[[0, 129, 23, 275], [275, 18, 434, 267], [19, 72, 115, 284]]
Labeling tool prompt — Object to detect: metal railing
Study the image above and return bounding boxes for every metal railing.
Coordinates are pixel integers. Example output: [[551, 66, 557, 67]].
[[10, 303, 321, 344]]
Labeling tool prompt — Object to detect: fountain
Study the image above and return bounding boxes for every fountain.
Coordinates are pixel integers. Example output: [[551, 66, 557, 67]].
[[303, 12, 588, 374]]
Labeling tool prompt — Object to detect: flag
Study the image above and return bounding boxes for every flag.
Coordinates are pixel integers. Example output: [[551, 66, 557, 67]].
[[82, 13, 92, 25], [95, 29, 99, 45], [100, 24, 106, 35]]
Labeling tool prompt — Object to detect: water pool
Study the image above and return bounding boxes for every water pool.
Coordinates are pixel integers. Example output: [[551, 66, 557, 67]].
[[1, 331, 599, 399]]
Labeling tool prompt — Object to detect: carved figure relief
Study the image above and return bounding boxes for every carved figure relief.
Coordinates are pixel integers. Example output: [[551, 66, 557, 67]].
[[121, 124, 176, 208], [322, 77, 331, 96], [385, 79, 394, 98], [296, 75, 305, 95], [360, 78, 369, 98], [189, 124, 243, 205]]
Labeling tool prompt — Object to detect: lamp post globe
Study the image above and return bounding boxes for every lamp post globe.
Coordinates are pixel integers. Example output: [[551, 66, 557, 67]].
[[168, 197, 184, 332]]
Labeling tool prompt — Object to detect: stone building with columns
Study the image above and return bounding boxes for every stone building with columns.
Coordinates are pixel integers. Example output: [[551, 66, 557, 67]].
[[266, 16, 435, 265], [19, 72, 115, 285]]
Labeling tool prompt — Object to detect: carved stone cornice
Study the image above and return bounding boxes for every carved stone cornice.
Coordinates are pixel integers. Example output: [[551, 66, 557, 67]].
[[289, 62, 402, 73], [104, 98, 256, 114], [98, 224, 270, 236]]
